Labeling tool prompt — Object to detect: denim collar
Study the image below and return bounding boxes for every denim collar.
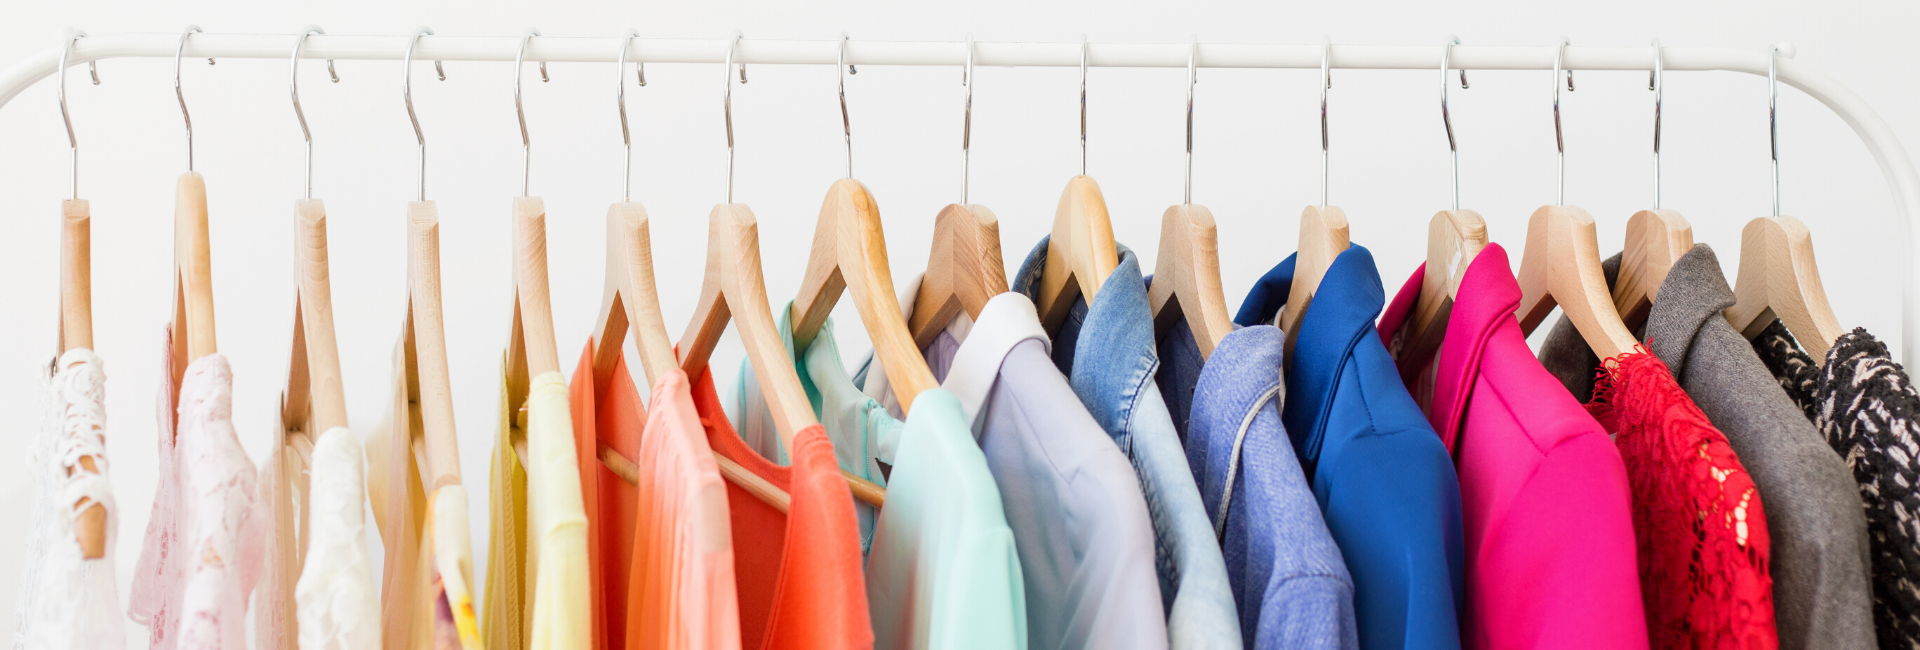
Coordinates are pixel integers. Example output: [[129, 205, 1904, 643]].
[[1013, 235, 1159, 440], [1376, 244, 1521, 452], [1233, 245, 1386, 467]]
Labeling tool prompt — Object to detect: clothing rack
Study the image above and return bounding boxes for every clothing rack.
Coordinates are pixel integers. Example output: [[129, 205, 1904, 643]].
[[2, 33, 1914, 364]]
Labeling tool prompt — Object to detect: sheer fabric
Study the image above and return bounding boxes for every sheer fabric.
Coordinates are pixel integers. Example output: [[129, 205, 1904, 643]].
[[13, 349, 122, 650], [254, 425, 313, 650], [289, 428, 379, 648], [1586, 350, 1778, 649], [129, 342, 267, 650]]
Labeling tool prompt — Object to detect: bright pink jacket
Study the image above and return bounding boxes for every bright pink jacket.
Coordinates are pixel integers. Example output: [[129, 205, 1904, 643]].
[[1377, 244, 1648, 650]]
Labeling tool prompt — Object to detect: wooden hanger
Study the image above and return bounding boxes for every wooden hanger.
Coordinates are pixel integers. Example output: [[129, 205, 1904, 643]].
[[1148, 39, 1233, 359], [1726, 215, 1843, 358], [502, 31, 561, 472], [1036, 40, 1119, 330], [170, 28, 217, 426], [909, 38, 1008, 348], [281, 32, 348, 447], [679, 35, 883, 508], [1613, 209, 1692, 332], [56, 32, 107, 559], [1279, 41, 1351, 354], [1724, 47, 1844, 359], [400, 29, 462, 491], [1395, 41, 1487, 379], [1515, 41, 1637, 361], [791, 179, 938, 412]]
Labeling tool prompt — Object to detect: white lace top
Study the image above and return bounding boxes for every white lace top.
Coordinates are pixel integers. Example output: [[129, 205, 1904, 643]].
[[13, 349, 122, 650], [293, 427, 379, 649]]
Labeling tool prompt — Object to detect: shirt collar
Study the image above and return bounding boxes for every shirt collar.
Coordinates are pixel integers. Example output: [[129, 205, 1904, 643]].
[[941, 292, 1052, 430], [1642, 244, 1734, 378], [1013, 234, 1158, 437], [1236, 245, 1387, 450], [1376, 244, 1522, 451]]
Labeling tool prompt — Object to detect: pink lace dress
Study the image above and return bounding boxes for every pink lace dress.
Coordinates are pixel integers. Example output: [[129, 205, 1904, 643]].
[[1587, 349, 1779, 649], [127, 336, 267, 650]]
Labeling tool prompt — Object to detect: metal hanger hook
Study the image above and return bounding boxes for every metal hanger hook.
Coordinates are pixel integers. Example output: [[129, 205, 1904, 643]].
[[175, 25, 212, 172], [1650, 38, 1664, 210], [1185, 34, 1197, 205], [404, 27, 444, 202], [59, 29, 97, 201], [1552, 37, 1573, 206], [292, 27, 339, 201], [515, 28, 546, 197], [724, 31, 743, 203], [1769, 42, 1791, 218], [1319, 36, 1331, 207], [839, 33, 854, 179], [1079, 34, 1088, 176], [961, 33, 974, 204], [618, 28, 641, 202], [1441, 36, 1466, 211]]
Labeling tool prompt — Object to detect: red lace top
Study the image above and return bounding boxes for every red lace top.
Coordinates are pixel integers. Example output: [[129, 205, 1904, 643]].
[[1586, 350, 1779, 649]]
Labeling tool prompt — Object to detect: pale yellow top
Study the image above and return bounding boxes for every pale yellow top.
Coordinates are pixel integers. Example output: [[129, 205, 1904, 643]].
[[525, 371, 592, 650]]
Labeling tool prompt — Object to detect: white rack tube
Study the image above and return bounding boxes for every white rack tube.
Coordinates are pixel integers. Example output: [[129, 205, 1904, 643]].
[[1, 34, 1914, 364]]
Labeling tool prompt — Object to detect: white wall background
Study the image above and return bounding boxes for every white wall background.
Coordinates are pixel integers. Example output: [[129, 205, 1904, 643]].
[[2, 0, 1915, 645]]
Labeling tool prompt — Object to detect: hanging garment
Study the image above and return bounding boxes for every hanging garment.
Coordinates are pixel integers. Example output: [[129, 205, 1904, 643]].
[[1539, 245, 1874, 649], [254, 420, 314, 650], [13, 349, 122, 650], [483, 354, 533, 650], [690, 366, 874, 650], [569, 345, 643, 650], [859, 287, 1168, 650], [1232, 246, 1465, 650], [730, 307, 893, 551], [520, 372, 591, 650], [1153, 311, 1204, 442], [1009, 236, 1243, 650], [1754, 325, 1920, 646], [293, 428, 379, 649], [1184, 325, 1358, 650], [733, 307, 1025, 649], [128, 336, 267, 650], [569, 346, 743, 650], [1374, 244, 1646, 649], [367, 333, 480, 650], [1582, 349, 1780, 648]]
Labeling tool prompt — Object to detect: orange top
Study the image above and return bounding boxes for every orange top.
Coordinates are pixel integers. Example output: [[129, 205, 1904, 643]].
[[571, 346, 645, 649], [689, 366, 874, 650]]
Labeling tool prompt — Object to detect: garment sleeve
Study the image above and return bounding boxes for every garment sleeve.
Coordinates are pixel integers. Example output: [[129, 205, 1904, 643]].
[[1320, 432, 1464, 650]]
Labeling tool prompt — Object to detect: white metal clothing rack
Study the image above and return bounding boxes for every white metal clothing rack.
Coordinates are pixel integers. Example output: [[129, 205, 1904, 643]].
[[2, 33, 1915, 365]]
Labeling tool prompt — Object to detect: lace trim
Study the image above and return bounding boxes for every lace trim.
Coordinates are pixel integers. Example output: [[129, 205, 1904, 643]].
[[13, 349, 122, 650]]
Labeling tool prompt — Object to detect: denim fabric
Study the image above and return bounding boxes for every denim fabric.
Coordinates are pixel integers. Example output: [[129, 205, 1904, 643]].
[[1015, 236, 1244, 649], [1191, 325, 1359, 650], [1155, 313, 1205, 442], [1235, 247, 1465, 650]]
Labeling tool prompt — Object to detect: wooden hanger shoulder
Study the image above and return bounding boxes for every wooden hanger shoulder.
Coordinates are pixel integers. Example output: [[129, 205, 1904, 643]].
[[1148, 203, 1233, 359], [1036, 175, 1119, 329], [1280, 204, 1350, 352], [506, 196, 561, 402], [1396, 209, 1486, 379], [791, 178, 937, 412], [59, 198, 105, 559], [592, 201, 679, 390], [1726, 214, 1844, 358], [281, 198, 350, 439], [1613, 208, 1693, 331], [909, 203, 1008, 349], [172, 171, 217, 392], [1515, 204, 1637, 360], [407, 200, 462, 489]]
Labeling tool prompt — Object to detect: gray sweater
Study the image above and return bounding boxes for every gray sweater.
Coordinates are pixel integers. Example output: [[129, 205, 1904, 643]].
[[1538, 245, 1874, 649]]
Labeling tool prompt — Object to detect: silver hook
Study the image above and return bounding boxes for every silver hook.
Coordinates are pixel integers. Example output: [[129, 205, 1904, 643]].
[[291, 27, 339, 201], [404, 27, 444, 202], [1552, 37, 1574, 206], [839, 33, 855, 179], [175, 26, 212, 172], [1440, 36, 1467, 211], [1769, 43, 1787, 218], [1319, 36, 1332, 207], [724, 31, 744, 203], [59, 29, 97, 201], [1079, 34, 1088, 176], [961, 33, 974, 204], [618, 29, 641, 202], [515, 28, 547, 198], [1650, 38, 1664, 210], [1185, 35, 1197, 205]]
